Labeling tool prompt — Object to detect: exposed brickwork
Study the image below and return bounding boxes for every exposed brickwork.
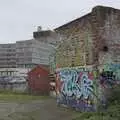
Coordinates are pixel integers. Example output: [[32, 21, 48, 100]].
[[54, 6, 120, 69], [93, 6, 120, 69], [55, 14, 93, 67]]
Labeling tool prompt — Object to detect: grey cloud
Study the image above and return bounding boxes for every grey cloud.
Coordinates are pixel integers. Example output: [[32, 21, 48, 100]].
[[0, 0, 119, 43]]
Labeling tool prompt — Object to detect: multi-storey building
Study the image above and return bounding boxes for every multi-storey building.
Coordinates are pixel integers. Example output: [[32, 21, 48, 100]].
[[0, 43, 16, 68], [16, 39, 54, 68], [0, 39, 54, 69], [0, 30, 57, 78]]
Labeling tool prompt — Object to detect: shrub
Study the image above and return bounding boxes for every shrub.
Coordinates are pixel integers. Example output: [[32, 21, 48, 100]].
[[107, 84, 120, 105]]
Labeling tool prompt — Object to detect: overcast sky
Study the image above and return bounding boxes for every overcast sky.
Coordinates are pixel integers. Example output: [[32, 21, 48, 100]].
[[0, 0, 120, 43]]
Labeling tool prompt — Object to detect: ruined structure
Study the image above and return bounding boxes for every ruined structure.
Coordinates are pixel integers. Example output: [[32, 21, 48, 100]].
[[52, 6, 120, 111], [54, 6, 120, 69]]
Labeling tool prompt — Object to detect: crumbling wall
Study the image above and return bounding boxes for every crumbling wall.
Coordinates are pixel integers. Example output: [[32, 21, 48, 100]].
[[55, 14, 94, 68], [93, 6, 120, 67], [92, 6, 120, 109], [55, 6, 120, 111], [92, 6, 120, 86]]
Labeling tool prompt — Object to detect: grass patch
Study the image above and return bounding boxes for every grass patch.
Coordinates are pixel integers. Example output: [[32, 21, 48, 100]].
[[72, 105, 120, 120], [0, 90, 50, 102], [0, 94, 49, 102]]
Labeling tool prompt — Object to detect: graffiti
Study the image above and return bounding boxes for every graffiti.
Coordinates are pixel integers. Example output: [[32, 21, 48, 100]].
[[100, 64, 120, 88], [59, 70, 78, 97], [103, 64, 120, 72], [77, 73, 94, 99], [56, 68, 96, 111], [100, 71, 116, 88], [56, 65, 120, 111]]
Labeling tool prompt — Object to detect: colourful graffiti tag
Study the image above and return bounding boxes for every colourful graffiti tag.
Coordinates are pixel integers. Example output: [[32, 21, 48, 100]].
[[56, 68, 96, 111], [77, 73, 94, 99], [100, 64, 120, 88]]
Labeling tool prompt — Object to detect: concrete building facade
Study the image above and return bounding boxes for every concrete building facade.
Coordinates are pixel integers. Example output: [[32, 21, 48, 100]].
[[0, 43, 16, 68], [0, 38, 55, 80], [0, 39, 54, 69], [33, 29, 61, 46], [0, 29, 58, 93], [16, 39, 54, 68]]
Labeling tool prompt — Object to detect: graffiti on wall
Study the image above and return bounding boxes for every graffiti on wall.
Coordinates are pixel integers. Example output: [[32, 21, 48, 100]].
[[100, 64, 120, 88], [56, 68, 97, 111]]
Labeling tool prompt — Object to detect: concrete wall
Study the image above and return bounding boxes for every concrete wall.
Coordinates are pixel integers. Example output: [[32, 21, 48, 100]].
[[32, 40, 55, 65], [16, 39, 55, 67], [33, 30, 61, 46], [0, 34, 56, 69], [0, 39, 55, 68], [0, 44, 16, 68]]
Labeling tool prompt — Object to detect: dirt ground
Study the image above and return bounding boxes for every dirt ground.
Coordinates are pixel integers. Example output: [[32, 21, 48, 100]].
[[0, 98, 78, 120]]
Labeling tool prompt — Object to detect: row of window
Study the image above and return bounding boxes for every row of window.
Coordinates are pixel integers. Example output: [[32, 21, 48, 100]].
[[17, 64, 35, 68], [0, 49, 16, 52], [0, 71, 15, 76], [0, 65, 16, 68], [0, 53, 16, 56], [0, 58, 16, 61], [0, 44, 15, 48]]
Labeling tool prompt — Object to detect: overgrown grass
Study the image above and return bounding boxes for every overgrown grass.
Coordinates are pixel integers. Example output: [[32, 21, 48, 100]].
[[0, 90, 50, 102], [73, 104, 120, 120]]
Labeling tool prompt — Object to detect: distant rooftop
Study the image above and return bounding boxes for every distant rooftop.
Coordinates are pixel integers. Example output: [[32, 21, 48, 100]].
[[33, 30, 53, 39]]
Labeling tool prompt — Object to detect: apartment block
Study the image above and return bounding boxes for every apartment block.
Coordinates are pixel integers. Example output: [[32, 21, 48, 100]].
[[0, 39, 54, 69], [16, 39, 54, 68], [0, 44, 16, 68]]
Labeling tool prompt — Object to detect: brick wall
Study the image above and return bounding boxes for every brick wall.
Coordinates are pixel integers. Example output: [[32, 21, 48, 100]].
[[55, 6, 120, 69], [93, 6, 120, 68], [55, 14, 94, 67]]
